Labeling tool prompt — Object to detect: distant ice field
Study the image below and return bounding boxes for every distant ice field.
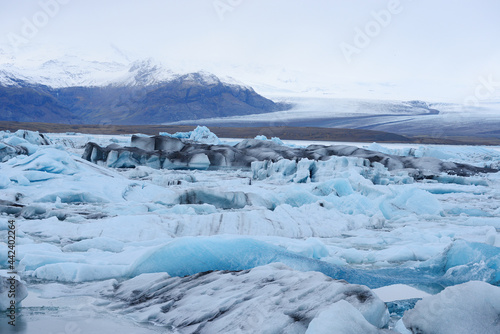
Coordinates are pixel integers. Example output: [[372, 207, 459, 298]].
[[169, 97, 500, 139]]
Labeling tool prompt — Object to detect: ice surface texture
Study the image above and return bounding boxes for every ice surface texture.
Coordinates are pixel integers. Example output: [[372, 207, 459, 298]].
[[102, 263, 390, 333]]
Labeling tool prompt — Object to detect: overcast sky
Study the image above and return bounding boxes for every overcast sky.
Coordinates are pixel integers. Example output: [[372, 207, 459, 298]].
[[1, 0, 500, 101]]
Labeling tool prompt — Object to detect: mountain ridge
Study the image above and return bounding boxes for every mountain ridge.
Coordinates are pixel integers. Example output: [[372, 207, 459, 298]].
[[0, 54, 290, 124]]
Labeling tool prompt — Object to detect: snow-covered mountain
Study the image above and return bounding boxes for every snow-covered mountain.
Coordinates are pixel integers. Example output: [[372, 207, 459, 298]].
[[0, 50, 288, 124], [0, 55, 181, 89]]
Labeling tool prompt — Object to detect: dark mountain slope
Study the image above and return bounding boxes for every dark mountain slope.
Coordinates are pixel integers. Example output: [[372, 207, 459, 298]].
[[0, 72, 289, 125]]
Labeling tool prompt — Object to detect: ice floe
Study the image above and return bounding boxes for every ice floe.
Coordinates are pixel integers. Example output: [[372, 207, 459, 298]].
[[0, 128, 499, 332]]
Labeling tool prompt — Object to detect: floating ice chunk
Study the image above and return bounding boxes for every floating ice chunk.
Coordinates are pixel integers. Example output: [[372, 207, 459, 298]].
[[0, 174, 11, 188], [145, 155, 161, 169], [379, 187, 442, 219], [0, 141, 29, 161], [402, 281, 500, 334], [305, 300, 384, 334], [11, 148, 79, 175], [441, 240, 500, 285], [284, 238, 330, 260], [33, 263, 129, 282], [252, 156, 414, 185], [254, 134, 285, 146], [179, 189, 250, 209], [109, 150, 139, 168], [3, 136, 29, 147], [160, 126, 221, 145], [105, 150, 119, 167], [252, 159, 298, 181], [435, 175, 489, 186], [486, 228, 500, 247], [367, 143, 394, 155], [104, 263, 389, 332], [18, 246, 79, 271], [186, 126, 221, 145], [279, 188, 318, 207], [128, 237, 320, 277], [14, 130, 51, 145], [0, 272, 28, 310], [86, 133, 497, 175], [394, 319, 412, 334], [3, 136, 41, 155], [62, 237, 124, 253], [416, 240, 500, 285], [126, 237, 407, 288], [315, 179, 354, 197]]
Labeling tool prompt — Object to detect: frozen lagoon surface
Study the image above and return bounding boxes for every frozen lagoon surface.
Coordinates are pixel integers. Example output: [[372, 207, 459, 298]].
[[1, 127, 500, 333]]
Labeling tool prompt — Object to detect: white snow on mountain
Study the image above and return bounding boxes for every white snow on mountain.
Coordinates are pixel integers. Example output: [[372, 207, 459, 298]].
[[0, 55, 175, 88], [0, 46, 244, 89]]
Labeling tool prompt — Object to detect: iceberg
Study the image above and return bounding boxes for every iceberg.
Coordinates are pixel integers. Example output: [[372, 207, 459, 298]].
[[160, 125, 221, 145], [402, 281, 500, 334], [0, 141, 29, 162], [305, 300, 386, 334], [103, 263, 389, 332], [83, 133, 497, 178], [414, 240, 500, 286], [127, 237, 447, 289]]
